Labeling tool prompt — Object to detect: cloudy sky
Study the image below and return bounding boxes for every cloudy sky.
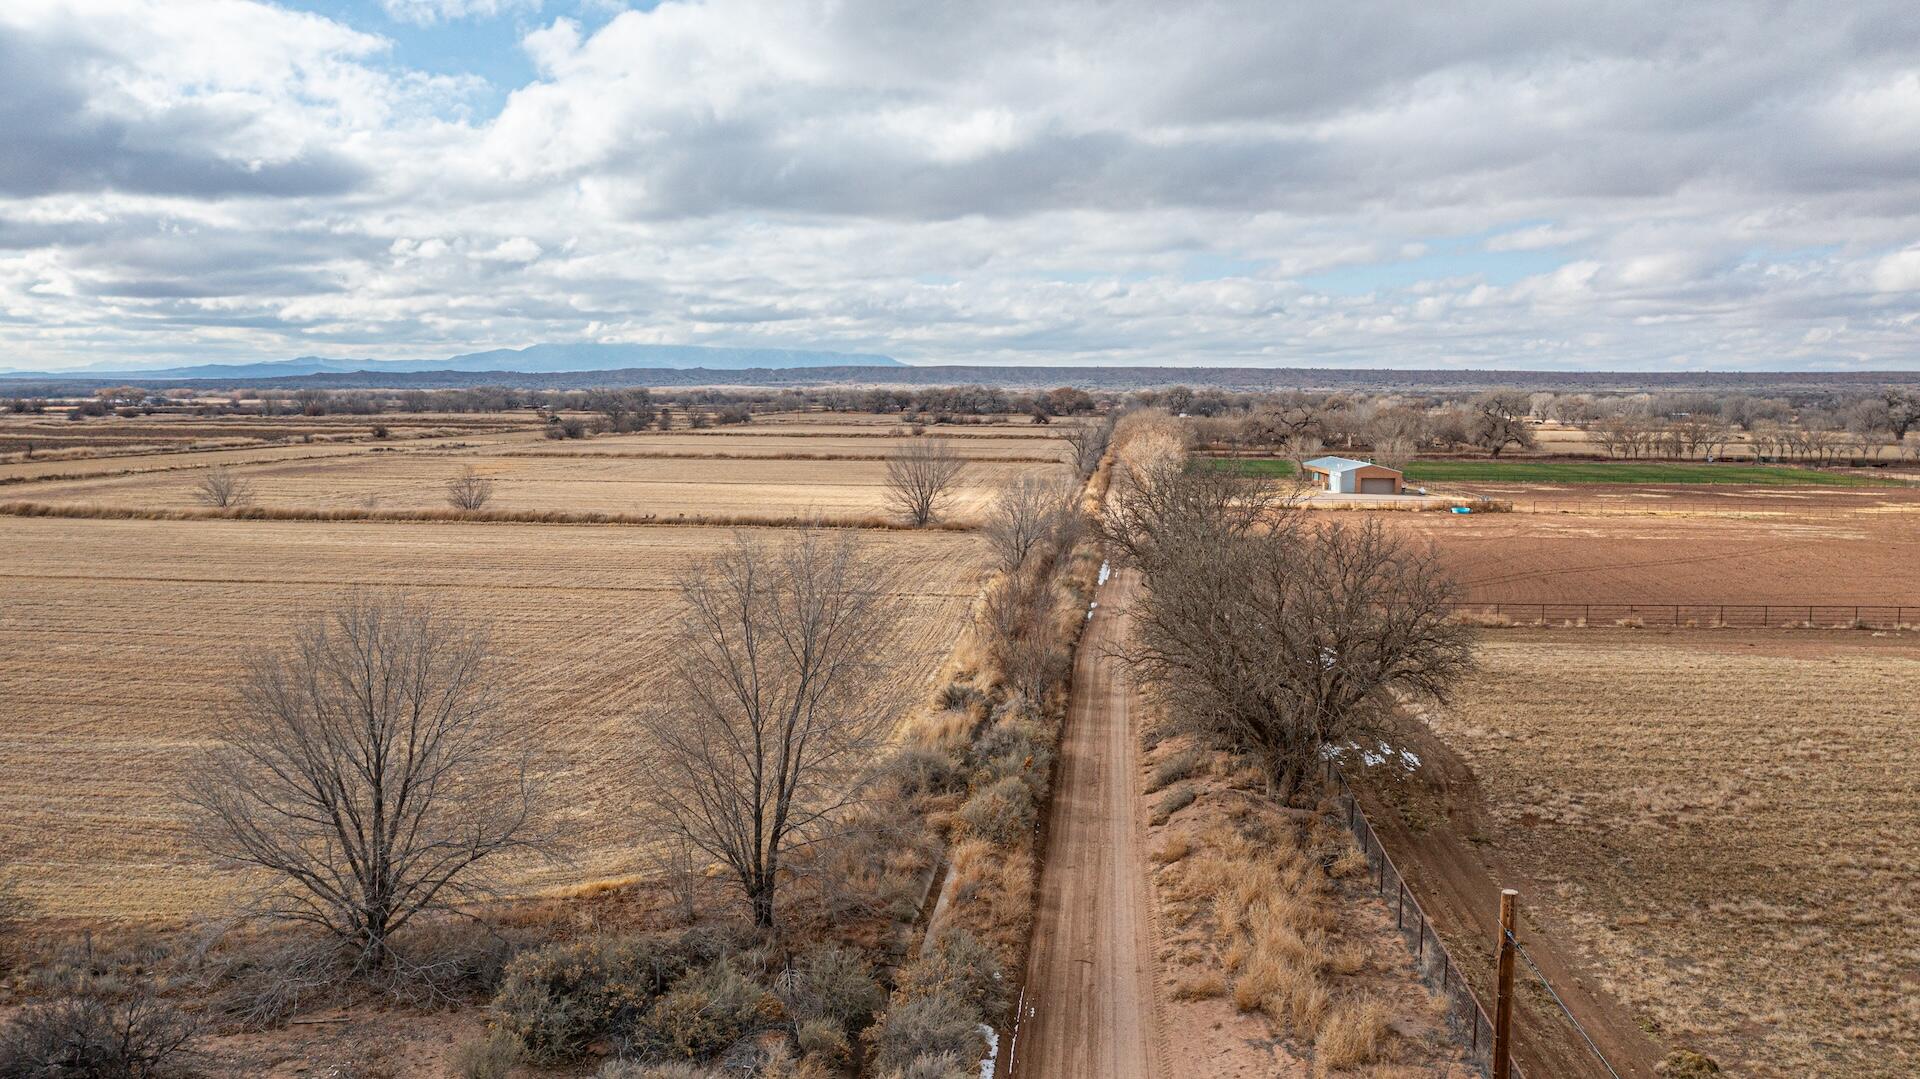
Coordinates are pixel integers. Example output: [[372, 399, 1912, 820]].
[[4, 0, 1920, 371]]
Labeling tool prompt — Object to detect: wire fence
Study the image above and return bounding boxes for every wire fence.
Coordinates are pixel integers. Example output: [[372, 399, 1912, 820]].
[[1509, 497, 1914, 514], [1509, 930, 1624, 1079], [1320, 758, 1518, 1078], [1459, 600, 1917, 629]]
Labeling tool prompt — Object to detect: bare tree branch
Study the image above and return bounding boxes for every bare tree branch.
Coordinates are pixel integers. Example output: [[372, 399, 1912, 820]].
[[885, 439, 966, 526], [444, 467, 495, 511], [980, 472, 1074, 572], [636, 531, 904, 933], [194, 467, 255, 509], [184, 595, 550, 968], [1104, 463, 1474, 803]]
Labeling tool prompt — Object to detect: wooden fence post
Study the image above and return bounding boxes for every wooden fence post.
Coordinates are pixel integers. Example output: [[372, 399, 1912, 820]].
[[1493, 888, 1518, 1079]]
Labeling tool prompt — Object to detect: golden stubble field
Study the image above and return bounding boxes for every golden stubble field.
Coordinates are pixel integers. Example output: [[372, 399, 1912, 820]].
[[11, 453, 1056, 522], [1425, 628, 1920, 1077], [2, 415, 1071, 524], [0, 514, 994, 921]]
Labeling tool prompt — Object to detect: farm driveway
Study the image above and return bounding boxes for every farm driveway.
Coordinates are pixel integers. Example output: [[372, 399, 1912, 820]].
[[1012, 569, 1166, 1079]]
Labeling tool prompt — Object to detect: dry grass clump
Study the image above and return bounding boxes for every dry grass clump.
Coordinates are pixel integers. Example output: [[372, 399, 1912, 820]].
[[1317, 997, 1392, 1068], [1158, 810, 1374, 1055], [1142, 729, 1462, 1073]]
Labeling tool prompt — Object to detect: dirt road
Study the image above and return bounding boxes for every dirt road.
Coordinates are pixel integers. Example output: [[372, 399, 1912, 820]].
[[1010, 569, 1164, 1079]]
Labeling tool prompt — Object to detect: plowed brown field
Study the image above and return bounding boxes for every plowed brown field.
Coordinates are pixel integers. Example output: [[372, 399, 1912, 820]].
[[1409, 628, 1920, 1078], [0, 516, 990, 920], [1385, 508, 1920, 605]]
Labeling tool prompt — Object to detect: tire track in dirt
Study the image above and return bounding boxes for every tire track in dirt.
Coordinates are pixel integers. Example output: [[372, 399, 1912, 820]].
[[1012, 570, 1165, 1079]]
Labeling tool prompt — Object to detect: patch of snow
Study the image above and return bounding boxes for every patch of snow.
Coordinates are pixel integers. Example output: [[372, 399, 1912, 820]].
[[1399, 748, 1422, 769], [978, 1024, 1000, 1078], [1097, 560, 1111, 586]]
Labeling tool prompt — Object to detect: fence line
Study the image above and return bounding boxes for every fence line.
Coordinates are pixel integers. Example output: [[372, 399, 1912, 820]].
[[1320, 758, 1518, 1078], [1513, 498, 1911, 515], [1459, 599, 1916, 629], [1509, 932, 1624, 1079]]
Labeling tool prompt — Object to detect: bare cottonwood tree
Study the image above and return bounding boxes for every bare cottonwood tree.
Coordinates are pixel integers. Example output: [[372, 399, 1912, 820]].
[[976, 566, 1064, 701], [444, 467, 494, 511], [980, 473, 1071, 571], [1468, 390, 1537, 457], [1059, 418, 1113, 477], [637, 531, 901, 932], [1105, 464, 1473, 802], [885, 439, 965, 526], [1373, 436, 1416, 472], [194, 467, 255, 509], [186, 596, 545, 968]]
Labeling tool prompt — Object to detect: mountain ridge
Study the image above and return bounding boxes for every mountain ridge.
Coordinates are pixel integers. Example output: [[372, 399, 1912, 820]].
[[0, 343, 901, 379]]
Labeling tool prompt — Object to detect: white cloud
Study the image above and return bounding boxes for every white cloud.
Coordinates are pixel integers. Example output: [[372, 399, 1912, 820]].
[[1871, 247, 1920, 293], [1, 0, 1919, 371], [1487, 224, 1591, 251], [381, 0, 541, 27]]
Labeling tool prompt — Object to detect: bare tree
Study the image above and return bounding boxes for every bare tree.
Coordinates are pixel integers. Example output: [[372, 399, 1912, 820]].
[[1373, 436, 1416, 472], [885, 439, 966, 526], [444, 467, 495, 511], [1468, 390, 1536, 457], [1105, 464, 1473, 802], [186, 596, 545, 968], [194, 467, 255, 509], [1059, 418, 1113, 478], [980, 473, 1071, 571], [637, 531, 901, 932], [976, 566, 1064, 701]]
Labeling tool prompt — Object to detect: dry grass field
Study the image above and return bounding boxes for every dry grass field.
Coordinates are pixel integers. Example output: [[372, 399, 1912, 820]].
[[507, 431, 1066, 460], [0, 410, 532, 460], [1384, 500, 1920, 605], [1422, 628, 1920, 1077], [5, 449, 1060, 522], [0, 514, 993, 921]]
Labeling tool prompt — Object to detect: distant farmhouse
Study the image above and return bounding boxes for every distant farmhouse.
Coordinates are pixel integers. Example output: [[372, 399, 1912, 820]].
[[1302, 456, 1405, 495]]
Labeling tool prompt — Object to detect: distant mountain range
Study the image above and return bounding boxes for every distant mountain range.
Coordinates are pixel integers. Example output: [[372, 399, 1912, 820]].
[[0, 343, 901, 380]]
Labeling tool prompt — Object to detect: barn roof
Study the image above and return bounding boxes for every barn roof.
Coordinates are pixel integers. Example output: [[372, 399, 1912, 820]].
[[1303, 455, 1397, 474]]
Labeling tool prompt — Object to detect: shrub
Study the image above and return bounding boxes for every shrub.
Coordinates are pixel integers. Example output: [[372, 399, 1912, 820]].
[[371, 424, 390, 439], [491, 936, 693, 1063], [793, 1018, 852, 1070], [631, 959, 780, 1061], [1316, 997, 1389, 1068], [954, 777, 1036, 846], [1147, 748, 1204, 793], [0, 991, 198, 1077], [596, 1062, 717, 1079], [889, 747, 967, 799], [882, 1052, 974, 1079], [781, 946, 884, 1031], [935, 683, 980, 711], [451, 1028, 524, 1079], [892, 928, 1008, 1021], [869, 993, 984, 1074], [1662, 1049, 1723, 1077], [1151, 785, 1197, 825]]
